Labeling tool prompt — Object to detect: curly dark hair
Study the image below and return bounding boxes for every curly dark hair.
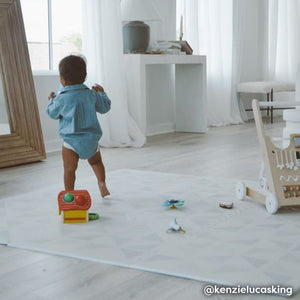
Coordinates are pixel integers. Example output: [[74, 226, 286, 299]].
[[59, 55, 87, 84]]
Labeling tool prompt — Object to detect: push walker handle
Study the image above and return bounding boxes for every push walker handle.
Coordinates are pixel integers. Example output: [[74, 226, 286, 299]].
[[252, 99, 266, 145], [258, 101, 300, 107]]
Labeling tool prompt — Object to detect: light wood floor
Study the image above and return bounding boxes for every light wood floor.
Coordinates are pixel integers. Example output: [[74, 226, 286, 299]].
[[1, 119, 298, 300]]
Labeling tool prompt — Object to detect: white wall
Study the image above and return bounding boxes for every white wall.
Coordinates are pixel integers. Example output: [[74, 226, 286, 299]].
[[144, 0, 176, 49], [151, 0, 176, 41]]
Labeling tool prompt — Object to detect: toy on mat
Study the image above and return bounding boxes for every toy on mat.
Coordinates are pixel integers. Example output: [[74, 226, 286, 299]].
[[219, 202, 233, 209], [236, 99, 300, 214], [58, 190, 97, 223], [88, 213, 99, 221], [163, 199, 185, 209], [167, 217, 186, 233]]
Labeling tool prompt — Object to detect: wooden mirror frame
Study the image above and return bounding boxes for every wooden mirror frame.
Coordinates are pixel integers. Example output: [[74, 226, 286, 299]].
[[0, 0, 46, 168]]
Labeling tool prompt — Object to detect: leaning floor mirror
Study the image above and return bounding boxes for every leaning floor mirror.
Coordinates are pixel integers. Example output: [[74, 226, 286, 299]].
[[0, 0, 46, 168]]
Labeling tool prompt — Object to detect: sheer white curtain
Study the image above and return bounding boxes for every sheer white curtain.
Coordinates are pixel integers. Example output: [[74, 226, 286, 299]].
[[82, 0, 145, 147], [179, 0, 242, 126], [268, 0, 300, 81]]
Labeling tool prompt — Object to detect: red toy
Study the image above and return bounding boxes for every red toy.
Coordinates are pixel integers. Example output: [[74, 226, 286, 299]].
[[58, 190, 92, 223]]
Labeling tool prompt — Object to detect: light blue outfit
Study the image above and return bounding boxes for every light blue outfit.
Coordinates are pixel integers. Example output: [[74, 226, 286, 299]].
[[47, 84, 111, 159]]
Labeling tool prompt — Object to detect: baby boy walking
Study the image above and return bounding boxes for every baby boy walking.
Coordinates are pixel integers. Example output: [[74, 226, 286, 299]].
[[47, 55, 111, 197]]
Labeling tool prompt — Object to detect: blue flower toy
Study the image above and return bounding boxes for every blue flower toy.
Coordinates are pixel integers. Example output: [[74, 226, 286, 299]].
[[163, 199, 185, 209]]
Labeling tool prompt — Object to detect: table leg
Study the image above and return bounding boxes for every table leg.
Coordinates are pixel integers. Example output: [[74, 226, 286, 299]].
[[271, 88, 274, 124]]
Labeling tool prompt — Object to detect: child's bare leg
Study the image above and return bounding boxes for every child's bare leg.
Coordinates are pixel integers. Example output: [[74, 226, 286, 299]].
[[88, 150, 110, 197], [62, 146, 79, 190]]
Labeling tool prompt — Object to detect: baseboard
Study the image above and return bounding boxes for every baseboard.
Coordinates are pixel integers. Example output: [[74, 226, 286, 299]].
[[147, 123, 175, 136]]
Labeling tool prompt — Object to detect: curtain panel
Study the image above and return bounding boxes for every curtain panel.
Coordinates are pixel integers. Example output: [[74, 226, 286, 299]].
[[178, 0, 243, 126], [82, 0, 145, 147]]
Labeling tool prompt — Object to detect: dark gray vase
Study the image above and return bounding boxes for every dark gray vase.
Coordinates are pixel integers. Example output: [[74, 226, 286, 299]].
[[123, 21, 150, 54]]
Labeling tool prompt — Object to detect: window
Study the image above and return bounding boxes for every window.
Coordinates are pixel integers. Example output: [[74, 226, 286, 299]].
[[21, 0, 83, 71]]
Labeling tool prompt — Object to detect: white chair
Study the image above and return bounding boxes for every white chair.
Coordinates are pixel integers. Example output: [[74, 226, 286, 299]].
[[237, 81, 295, 123]]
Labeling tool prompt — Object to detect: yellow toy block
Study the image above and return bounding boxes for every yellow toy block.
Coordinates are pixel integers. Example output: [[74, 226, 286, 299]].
[[63, 210, 88, 223]]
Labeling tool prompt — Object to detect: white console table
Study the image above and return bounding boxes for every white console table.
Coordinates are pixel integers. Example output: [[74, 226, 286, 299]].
[[123, 54, 207, 136]]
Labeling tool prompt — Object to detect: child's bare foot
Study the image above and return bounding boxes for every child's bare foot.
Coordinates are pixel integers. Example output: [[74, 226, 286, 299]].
[[99, 182, 110, 198]]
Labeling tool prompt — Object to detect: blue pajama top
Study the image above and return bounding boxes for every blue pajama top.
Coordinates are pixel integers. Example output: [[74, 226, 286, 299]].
[[46, 84, 111, 159]]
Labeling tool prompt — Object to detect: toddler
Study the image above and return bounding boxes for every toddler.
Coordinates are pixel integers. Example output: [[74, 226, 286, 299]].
[[47, 55, 111, 197]]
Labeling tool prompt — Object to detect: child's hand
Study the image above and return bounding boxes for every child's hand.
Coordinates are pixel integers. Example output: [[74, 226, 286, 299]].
[[92, 84, 104, 93], [48, 92, 56, 100]]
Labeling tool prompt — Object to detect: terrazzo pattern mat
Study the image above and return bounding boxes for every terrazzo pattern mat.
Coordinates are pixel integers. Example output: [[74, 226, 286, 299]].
[[4, 169, 300, 296]]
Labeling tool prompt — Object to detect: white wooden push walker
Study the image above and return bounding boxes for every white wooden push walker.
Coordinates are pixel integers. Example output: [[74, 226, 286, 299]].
[[236, 99, 300, 214]]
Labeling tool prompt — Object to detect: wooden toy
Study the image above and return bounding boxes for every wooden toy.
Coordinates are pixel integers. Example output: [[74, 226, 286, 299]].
[[236, 99, 300, 213], [58, 190, 91, 223]]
